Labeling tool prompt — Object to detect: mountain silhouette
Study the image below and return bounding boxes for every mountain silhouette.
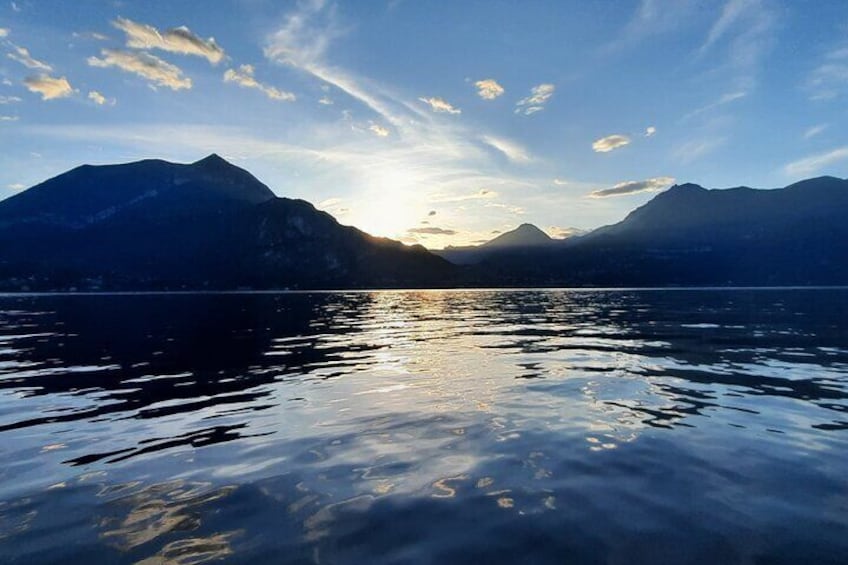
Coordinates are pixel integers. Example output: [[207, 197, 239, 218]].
[[1, 157, 846, 290], [466, 177, 848, 286], [435, 223, 558, 265], [0, 155, 455, 290]]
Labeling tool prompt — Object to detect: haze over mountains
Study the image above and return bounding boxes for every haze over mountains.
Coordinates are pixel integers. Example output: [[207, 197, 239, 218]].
[[0, 155, 846, 290]]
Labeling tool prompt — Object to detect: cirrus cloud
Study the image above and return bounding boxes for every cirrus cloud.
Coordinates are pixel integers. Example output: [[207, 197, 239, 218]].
[[7, 43, 52, 71], [407, 226, 457, 236], [88, 49, 192, 90], [418, 96, 461, 114], [223, 64, 295, 101], [113, 17, 225, 64], [588, 176, 676, 198], [592, 134, 631, 153], [784, 146, 848, 177], [515, 83, 554, 115]]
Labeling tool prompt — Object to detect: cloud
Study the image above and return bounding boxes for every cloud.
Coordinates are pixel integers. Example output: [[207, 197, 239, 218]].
[[113, 17, 224, 64], [0, 95, 21, 104], [7, 183, 25, 190], [223, 64, 295, 101], [368, 123, 390, 137], [88, 49, 191, 90], [407, 226, 457, 236], [88, 90, 114, 105], [588, 176, 676, 198], [803, 124, 828, 140], [481, 135, 531, 162], [418, 96, 461, 114], [0, 115, 18, 121], [474, 78, 504, 100], [784, 146, 848, 177], [0, 28, 8, 37], [428, 210, 436, 216], [23, 75, 74, 100], [318, 96, 333, 105], [515, 83, 554, 115], [7, 43, 52, 71], [645, 126, 656, 137], [547, 226, 584, 239], [72, 31, 109, 41], [430, 189, 497, 203], [683, 91, 746, 120], [552, 178, 569, 186], [592, 134, 631, 153], [674, 137, 725, 163]]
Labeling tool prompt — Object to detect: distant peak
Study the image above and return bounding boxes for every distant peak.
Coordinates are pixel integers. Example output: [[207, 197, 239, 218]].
[[192, 153, 232, 168], [483, 222, 553, 248], [668, 182, 706, 192]]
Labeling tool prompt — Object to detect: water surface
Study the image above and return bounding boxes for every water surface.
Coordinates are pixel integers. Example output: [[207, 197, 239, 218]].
[[0, 289, 846, 564]]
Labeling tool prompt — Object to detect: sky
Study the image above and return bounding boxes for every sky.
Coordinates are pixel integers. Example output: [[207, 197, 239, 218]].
[[1, 0, 847, 248]]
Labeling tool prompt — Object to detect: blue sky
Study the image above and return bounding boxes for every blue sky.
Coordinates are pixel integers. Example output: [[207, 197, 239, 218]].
[[1, 0, 847, 247]]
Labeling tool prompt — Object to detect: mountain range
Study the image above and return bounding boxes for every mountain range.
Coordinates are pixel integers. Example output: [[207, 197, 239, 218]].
[[0, 155, 846, 290]]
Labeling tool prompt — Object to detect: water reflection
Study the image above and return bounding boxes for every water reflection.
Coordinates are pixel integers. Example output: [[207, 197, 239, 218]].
[[0, 290, 846, 563]]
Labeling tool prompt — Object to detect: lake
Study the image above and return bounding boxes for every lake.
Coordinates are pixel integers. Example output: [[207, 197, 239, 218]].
[[0, 289, 846, 564]]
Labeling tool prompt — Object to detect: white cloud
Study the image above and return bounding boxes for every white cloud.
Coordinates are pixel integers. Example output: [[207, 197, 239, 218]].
[[674, 137, 725, 163], [547, 226, 584, 239], [0, 95, 22, 104], [592, 134, 631, 153], [88, 49, 191, 91], [88, 90, 114, 105], [369, 124, 390, 137], [113, 17, 224, 64], [784, 146, 848, 177], [23, 75, 74, 100], [481, 135, 531, 162], [223, 64, 295, 101], [803, 124, 828, 140], [72, 31, 109, 41], [0, 115, 18, 121], [588, 176, 676, 198], [645, 126, 656, 137], [683, 91, 746, 120], [430, 189, 498, 203], [7, 183, 25, 190], [552, 178, 569, 186], [407, 226, 457, 236], [7, 43, 52, 71], [474, 78, 504, 100], [515, 83, 554, 115], [418, 96, 461, 114], [0, 28, 8, 38], [318, 96, 333, 105]]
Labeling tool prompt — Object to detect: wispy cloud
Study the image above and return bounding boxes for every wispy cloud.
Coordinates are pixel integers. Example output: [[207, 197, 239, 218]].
[[6, 43, 52, 71], [803, 124, 828, 140], [223, 64, 295, 101], [418, 96, 461, 114], [806, 32, 848, 101], [368, 123, 390, 137], [784, 146, 848, 177], [72, 31, 109, 41], [645, 126, 656, 137], [430, 189, 498, 203], [23, 75, 74, 100], [0, 95, 21, 104], [592, 134, 631, 153], [113, 17, 224, 64], [547, 226, 584, 239], [604, 0, 698, 52], [481, 135, 531, 163], [683, 90, 746, 120], [407, 226, 457, 236], [0, 28, 8, 38], [88, 49, 191, 90], [515, 83, 554, 115], [474, 78, 504, 100], [674, 137, 725, 163], [0, 114, 18, 121], [88, 90, 114, 105], [588, 176, 676, 198]]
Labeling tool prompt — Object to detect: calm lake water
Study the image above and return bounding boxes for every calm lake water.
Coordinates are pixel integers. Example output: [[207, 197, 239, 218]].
[[0, 289, 846, 564]]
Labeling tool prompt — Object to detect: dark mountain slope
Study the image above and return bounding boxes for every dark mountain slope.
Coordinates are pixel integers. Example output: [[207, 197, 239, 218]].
[[0, 155, 455, 290], [435, 223, 559, 265], [468, 177, 848, 287]]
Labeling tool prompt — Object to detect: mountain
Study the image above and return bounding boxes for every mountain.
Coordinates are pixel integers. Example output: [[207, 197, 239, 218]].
[[466, 177, 848, 286], [435, 223, 560, 265], [0, 155, 455, 291]]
